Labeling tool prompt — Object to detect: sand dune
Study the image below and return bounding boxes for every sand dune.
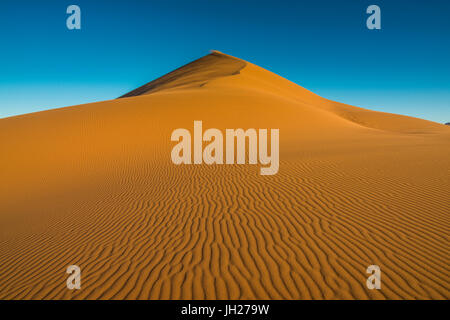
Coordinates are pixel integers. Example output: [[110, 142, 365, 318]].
[[0, 51, 449, 299]]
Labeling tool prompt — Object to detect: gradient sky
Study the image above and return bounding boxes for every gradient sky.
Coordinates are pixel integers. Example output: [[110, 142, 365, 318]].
[[0, 0, 449, 122]]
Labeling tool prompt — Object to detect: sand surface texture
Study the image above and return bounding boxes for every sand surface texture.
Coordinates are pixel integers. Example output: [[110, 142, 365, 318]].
[[1, 52, 449, 299]]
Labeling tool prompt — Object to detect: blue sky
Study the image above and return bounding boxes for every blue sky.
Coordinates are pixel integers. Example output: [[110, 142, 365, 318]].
[[0, 0, 449, 122]]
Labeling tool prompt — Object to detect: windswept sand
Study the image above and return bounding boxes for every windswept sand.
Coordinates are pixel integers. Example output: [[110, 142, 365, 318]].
[[0, 51, 449, 299]]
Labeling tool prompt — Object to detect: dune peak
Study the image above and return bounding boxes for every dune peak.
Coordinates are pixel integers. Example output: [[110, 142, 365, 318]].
[[118, 51, 246, 98]]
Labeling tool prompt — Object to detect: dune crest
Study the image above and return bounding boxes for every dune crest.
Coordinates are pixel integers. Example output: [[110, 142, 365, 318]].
[[119, 51, 246, 98], [0, 51, 449, 299]]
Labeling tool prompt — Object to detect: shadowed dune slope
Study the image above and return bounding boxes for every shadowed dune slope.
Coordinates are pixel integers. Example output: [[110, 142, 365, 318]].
[[0, 51, 449, 299], [119, 51, 246, 98]]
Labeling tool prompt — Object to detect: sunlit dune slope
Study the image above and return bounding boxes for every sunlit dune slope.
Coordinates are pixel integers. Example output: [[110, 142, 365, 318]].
[[0, 51, 449, 299]]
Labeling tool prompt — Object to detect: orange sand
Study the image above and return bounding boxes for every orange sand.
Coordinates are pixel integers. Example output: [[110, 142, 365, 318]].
[[0, 51, 449, 299]]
